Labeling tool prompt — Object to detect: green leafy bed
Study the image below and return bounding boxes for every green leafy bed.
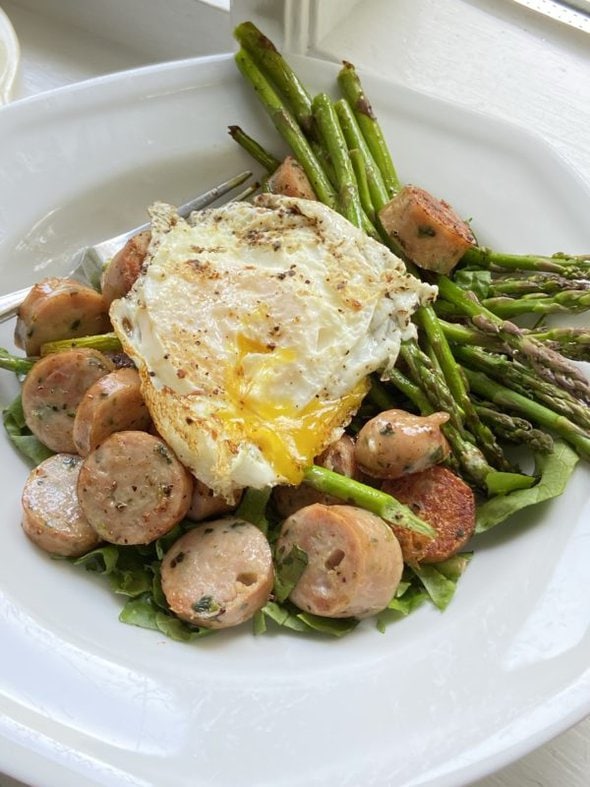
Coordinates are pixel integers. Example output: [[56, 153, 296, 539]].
[[2, 385, 579, 642]]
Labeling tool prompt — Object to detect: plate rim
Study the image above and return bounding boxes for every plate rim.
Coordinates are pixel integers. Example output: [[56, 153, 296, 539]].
[[0, 51, 589, 787]]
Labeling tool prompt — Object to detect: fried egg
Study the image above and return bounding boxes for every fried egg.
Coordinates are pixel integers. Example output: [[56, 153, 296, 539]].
[[110, 194, 435, 499]]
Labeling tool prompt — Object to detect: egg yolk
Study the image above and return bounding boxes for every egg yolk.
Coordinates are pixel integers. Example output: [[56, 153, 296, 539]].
[[220, 333, 367, 484]]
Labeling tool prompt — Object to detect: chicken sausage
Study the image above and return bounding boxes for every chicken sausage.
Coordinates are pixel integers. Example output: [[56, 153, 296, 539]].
[[186, 479, 242, 522], [378, 184, 476, 274], [21, 454, 101, 557], [15, 277, 111, 356], [73, 367, 151, 456], [77, 431, 193, 545], [101, 230, 150, 308], [267, 156, 317, 201], [382, 465, 476, 564], [22, 349, 115, 453], [161, 517, 274, 629], [355, 409, 450, 479], [276, 503, 403, 618]]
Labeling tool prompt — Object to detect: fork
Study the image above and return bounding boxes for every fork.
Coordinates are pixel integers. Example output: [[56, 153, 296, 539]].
[[0, 170, 254, 324]]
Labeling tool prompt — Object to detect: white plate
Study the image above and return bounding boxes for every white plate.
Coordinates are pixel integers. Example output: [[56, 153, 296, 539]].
[[0, 53, 589, 787]]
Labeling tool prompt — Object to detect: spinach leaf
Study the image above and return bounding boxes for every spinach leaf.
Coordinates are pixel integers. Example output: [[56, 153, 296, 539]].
[[476, 440, 579, 532], [453, 269, 492, 299], [408, 553, 472, 612], [3, 394, 54, 466], [236, 486, 272, 535], [273, 543, 308, 603], [119, 594, 213, 641]]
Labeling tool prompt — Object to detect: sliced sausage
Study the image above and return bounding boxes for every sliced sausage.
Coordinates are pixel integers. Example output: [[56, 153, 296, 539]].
[[186, 479, 242, 522], [101, 230, 150, 308], [273, 435, 358, 518], [355, 409, 450, 479], [275, 503, 403, 618], [21, 454, 101, 557], [73, 367, 151, 456], [161, 517, 274, 629], [378, 184, 476, 274], [22, 349, 115, 453], [382, 465, 476, 564], [77, 431, 193, 545], [15, 277, 111, 356], [267, 156, 317, 200]]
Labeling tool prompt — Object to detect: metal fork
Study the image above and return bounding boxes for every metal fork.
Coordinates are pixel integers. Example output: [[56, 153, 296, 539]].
[[0, 170, 254, 324]]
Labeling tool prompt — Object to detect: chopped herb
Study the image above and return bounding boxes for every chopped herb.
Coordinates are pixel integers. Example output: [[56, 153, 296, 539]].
[[192, 595, 222, 615]]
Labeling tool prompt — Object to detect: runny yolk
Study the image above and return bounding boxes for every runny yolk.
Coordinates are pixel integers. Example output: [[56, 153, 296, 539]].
[[220, 333, 368, 483]]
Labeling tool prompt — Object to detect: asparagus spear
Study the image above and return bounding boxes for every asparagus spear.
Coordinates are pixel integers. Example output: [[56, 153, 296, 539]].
[[311, 93, 365, 229], [41, 333, 122, 355], [453, 344, 590, 432], [487, 273, 590, 297], [234, 21, 315, 135], [0, 347, 35, 375], [337, 61, 401, 198], [303, 465, 436, 537], [437, 275, 590, 404], [440, 318, 590, 363], [526, 327, 590, 362], [414, 306, 512, 471], [349, 148, 376, 226], [228, 125, 281, 173], [399, 340, 466, 433], [474, 404, 554, 454], [234, 49, 337, 208], [463, 368, 590, 460], [334, 98, 389, 212], [461, 247, 590, 275], [482, 290, 590, 318]]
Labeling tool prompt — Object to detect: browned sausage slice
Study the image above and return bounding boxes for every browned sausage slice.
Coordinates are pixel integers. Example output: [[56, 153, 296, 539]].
[[382, 465, 476, 564], [378, 185, 475, 274], [15, 277, 111, 356], [21, 454, 101, 557], [161, 517, 274, 629], [73, 367, 151, 456], [22, 349, 115, 453], [101, 230, 150, 308], [275, 503, 403, 618], [77, 431, 192, 545]]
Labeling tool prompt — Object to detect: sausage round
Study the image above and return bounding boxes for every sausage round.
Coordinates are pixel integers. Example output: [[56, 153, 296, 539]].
[[73, 367, 151, 456], [15, 277, 111, 356], [21, 453, 101, 557], [382, 465, 476, 564], [22, 349, 115, 453], [186, 479, 242, 522], [275, 503, 403, 618], [355, 409, 450, 479], [101, 230, 150, 307], [161, 517, 274, 629], [77, 431, 193, 545]]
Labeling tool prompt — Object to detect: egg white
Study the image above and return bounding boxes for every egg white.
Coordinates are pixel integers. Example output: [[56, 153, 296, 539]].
[[110, 194, 435, 498]]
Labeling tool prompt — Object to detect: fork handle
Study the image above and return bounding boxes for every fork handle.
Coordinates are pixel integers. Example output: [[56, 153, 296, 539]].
[[0, 286, 33, 324]]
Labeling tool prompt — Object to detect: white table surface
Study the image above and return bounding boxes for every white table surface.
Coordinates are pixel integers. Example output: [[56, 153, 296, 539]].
[[0, 1, 589, 785]]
